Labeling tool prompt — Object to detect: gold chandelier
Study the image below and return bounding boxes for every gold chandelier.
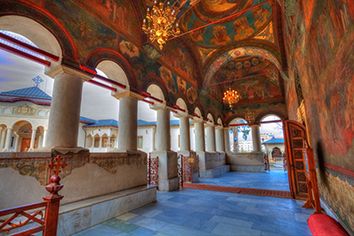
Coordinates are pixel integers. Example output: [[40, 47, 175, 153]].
[[223, 88, 240, 108], [142, 1, 181, 50]]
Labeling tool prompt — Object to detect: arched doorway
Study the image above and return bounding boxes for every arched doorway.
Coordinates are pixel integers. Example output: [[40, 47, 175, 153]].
[[12, 121, 32, 152], [228, 118, 253, 153]]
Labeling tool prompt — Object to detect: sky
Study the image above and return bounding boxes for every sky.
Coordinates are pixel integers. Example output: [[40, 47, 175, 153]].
[[0, 31, 159, 121]]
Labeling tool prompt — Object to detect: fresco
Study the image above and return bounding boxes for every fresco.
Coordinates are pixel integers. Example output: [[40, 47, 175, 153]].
[[284, 0, 354, 232], [254, 22, 275, 43], [213, 56, 272, 83], [204, 47, 281, 85], [181, 1, 273, 48], [198, 0, 251, 15], [159, 41, 196, 86], [75, 0, 142, 44]]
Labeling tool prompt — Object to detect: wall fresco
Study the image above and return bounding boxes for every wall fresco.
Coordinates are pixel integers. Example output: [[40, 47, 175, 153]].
[[181, 1, 273, 48], [284, 0, 354, 231]]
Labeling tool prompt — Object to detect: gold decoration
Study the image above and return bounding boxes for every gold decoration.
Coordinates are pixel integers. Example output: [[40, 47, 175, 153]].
[[244, 110, 255, 124], [142, 1, 181, 50], [222, 88, 240, 108]]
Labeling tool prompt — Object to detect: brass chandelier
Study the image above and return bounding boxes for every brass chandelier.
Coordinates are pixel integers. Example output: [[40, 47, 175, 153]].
[[142, 1, 181, 50], [223, 88, 240, 108]]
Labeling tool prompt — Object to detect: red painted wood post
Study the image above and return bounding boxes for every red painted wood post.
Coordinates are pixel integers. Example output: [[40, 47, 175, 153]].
[[42, 156, 66, 236]]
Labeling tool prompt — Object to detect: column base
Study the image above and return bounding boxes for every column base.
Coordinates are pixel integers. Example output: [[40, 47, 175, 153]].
[[151, 150, 178, 191]]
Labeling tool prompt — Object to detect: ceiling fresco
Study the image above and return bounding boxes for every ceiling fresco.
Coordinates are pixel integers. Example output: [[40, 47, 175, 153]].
[[180, 0, 273, 48]]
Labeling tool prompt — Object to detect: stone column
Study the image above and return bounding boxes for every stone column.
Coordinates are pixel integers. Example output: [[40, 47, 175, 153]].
[[4, 128, 13, 151], [0, 127, 6, 150], [224, 128, 230, 153], [151, 105, 178, 191], [45, 66, 87, 149], [99, 135, 103, 148], [205, 124, 216, 152], [215, 127, 225, 152], [117, 95, 138, 151], [179, 116, 190, 152], [29, 128, 36, 150], [42, 129, 47, 147], [251, 124, 261, 152], [194, 121, 205, 152], [156, 108, 170, 151]]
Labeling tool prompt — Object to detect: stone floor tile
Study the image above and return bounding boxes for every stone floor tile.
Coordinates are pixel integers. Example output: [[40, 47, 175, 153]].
[[116, 212, 138, 221], [212, 222, 261, 236]]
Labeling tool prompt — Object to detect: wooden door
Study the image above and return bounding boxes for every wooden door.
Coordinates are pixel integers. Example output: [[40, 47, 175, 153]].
[[284, 120, 309, 199], [20, 138, 31, 152]]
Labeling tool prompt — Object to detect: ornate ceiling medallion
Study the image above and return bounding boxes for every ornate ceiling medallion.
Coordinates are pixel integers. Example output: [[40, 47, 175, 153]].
[[223, 88, 240, 108], [142, 1, 181, 50]]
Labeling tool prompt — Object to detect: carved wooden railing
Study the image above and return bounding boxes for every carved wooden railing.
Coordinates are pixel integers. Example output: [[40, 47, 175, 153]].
[[0, 155, 66, 236], [147, 154, 159, 188]]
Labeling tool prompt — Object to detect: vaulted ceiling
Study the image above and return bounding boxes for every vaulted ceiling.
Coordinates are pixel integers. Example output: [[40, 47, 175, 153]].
[[140, 0, 285, 110]]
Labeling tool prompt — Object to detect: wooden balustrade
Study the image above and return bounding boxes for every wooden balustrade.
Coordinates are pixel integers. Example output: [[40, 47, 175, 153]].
[[0, 155, 66, 236]]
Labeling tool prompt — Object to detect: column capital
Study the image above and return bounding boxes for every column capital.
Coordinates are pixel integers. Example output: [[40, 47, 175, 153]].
[[45, 64, 92, 81], [112, 90, 141, 100], [149, 103, 167, 111]]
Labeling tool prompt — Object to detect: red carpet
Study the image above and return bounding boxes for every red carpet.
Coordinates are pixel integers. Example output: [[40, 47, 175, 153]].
[[183, 183, 292, 199]]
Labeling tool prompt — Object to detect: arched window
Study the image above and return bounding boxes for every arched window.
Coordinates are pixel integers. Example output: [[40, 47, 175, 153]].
[[228, 118, 253, 153], [93, 134, 100, 148]]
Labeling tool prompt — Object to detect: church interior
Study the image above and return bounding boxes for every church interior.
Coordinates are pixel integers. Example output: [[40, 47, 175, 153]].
[[0, 0, 353, 235]]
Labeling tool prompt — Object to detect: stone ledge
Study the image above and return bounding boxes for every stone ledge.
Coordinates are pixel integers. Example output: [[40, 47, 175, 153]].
[[199, 165, 230, 178], [58, 185, 157, 236]]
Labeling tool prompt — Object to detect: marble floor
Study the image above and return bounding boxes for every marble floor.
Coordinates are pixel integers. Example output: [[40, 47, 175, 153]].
[[199, 170, 290, 191], [74, 189, 312, 236]]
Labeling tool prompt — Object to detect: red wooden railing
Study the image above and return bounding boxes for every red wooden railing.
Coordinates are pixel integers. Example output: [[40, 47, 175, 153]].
[[0, 156, 66, 236]]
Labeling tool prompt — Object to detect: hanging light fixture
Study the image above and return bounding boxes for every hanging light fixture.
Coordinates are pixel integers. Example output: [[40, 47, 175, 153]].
[[223, 88, 240, 108], [142, 1, 181, 50]]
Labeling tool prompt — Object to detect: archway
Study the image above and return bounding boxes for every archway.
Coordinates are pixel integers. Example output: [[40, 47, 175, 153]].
[[228, 118, 253, 153], [12, 120, 33, 152], [259, 114, 286, 171]]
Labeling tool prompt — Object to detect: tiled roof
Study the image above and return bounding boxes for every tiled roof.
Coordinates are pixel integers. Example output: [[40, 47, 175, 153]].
[[262, 137, 284, 144], [85, 119, 118, 127], [0, 86, 52, 100], [82, 118, 180, 127]]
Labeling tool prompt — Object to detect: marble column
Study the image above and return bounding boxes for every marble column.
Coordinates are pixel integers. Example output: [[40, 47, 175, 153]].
[[4, 128, 13, 151], [151, 106, 178, 191], [45, 66, 85, 149], [194, 121, 205, 152], [224, 128, 230, 153], [205, 125, 216, 152], [29, 128, 36, 150], [251, 124, 262, 152], [179, 116, 190, 152], [215, 127, 225, 152], [118, 95, 138, 151]]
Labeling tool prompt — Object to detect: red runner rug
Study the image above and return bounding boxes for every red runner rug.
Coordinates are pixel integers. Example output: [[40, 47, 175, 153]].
[[183, 183, 292, 199]]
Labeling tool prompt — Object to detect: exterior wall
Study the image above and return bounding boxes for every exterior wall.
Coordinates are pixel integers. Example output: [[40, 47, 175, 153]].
[[137, 126, 155, 152], [283, 0, 354, 232], [77, 123, 86, 148], [170, 125, 180, 152]]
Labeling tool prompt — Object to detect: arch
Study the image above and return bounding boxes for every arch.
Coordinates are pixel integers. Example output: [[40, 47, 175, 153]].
[[206, 113, 215, 125], [12, 120, 33, 152], [0, 1, 78, 61], [229, 117, 248, 126], [96, 60, 130, 90], [93, 134, 100, 148], [255, 111, 286, 124], [147, 84, 166, 104], [204, 46, 282, 86], [176, 98, 188, 113], [217, 117, 223, 127], [85, 48, 137, 89], [194, 107, 203, 119], [101, 134, 109, 148]]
